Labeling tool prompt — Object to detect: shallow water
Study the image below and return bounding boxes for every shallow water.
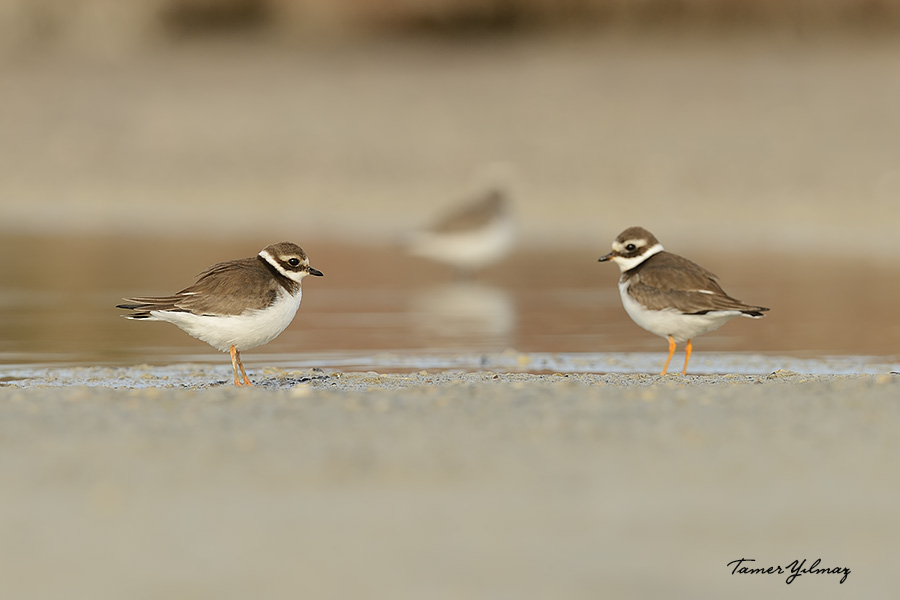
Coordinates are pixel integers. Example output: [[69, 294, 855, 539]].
[[3, 36, 900, 375], [1, 234, 898, 374]]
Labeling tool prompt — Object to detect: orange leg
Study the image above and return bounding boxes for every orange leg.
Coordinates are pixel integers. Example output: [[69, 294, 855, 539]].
[[235, 351, 253, 386], [681, 339, 693, 375], [661, 335, 676, 375], [229, 346, 242, 386]]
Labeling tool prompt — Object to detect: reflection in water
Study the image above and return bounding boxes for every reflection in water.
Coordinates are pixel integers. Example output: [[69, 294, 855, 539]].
[[409, 282, 516, 348], [1, 234, 900, 366]]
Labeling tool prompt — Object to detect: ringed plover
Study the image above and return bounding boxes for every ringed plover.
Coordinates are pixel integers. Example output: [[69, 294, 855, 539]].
[[598, 227, 768, 375], [408, 188, 514, 276], [117, 242, 323, 386]]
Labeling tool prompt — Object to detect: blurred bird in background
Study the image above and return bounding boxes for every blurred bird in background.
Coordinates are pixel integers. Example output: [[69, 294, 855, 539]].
[[407, 186, 515, 278]]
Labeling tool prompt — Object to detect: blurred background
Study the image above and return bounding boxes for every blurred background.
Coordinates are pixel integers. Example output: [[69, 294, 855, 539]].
[[5, 8, 900, 600], [2, 0, 900, 365]]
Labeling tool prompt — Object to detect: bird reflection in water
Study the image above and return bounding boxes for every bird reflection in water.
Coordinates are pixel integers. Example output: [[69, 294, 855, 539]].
[[406, 177, 517, 347], [409, 281, 515, 348]]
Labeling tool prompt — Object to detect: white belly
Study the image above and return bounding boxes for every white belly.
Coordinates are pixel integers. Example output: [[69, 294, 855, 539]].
[[150, 289, 302, 352], [618, 280, 741, 343], [409, 218, 514, 272]]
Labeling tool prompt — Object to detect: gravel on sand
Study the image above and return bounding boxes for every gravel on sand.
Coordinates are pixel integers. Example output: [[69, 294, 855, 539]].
[[1, 366, 898, 599]]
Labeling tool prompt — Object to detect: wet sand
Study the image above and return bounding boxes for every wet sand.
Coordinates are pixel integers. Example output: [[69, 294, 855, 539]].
[[2, 364, 899, 599]]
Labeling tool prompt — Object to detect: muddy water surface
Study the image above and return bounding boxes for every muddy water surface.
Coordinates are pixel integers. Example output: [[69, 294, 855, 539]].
[[1, 234, 897, 371]]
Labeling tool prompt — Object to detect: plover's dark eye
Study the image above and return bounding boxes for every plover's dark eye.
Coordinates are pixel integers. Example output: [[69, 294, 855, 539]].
[[625, 243, 637, 252], [287, 258, 301, 267]]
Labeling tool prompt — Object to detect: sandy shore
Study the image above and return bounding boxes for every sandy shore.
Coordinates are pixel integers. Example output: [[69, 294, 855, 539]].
[[2, 364, 898, 599]]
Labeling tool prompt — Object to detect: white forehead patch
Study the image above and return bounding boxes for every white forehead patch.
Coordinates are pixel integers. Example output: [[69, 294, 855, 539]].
[[280, 255, 309, 267], [612, 238, 648, 253], [610, 242, 664, 272], [259, 249, 307, 283]]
